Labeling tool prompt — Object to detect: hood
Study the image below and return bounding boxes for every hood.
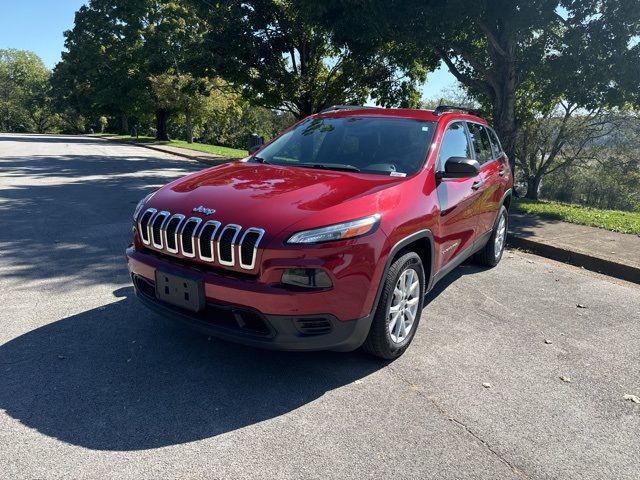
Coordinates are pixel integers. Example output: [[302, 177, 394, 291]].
[[147, 162, 404, 236]]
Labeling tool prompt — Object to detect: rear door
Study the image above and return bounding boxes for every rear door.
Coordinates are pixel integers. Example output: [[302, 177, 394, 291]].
[[467, 122, 503, 235], [435, 121, 484, 267]]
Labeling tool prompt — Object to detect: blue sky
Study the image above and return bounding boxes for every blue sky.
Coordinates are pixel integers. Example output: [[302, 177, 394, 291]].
[[0, 0, 458, 99]]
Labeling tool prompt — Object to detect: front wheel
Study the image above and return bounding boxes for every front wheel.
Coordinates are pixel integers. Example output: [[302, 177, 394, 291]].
[[362, 252, 425, 360], [475, 206, 508, 267]]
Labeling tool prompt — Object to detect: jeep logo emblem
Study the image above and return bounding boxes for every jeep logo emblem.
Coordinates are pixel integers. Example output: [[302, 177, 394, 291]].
[[192, 205, 215, 215]]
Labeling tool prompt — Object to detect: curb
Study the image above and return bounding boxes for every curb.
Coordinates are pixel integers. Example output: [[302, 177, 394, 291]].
[[507, 235, 640, 284], [132, 142, 238, 165], [93, 136, 239, 166]]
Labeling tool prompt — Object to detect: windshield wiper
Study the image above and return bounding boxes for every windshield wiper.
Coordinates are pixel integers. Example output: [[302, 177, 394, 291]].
[[253, 156, 270, 164], [297, 163, 360, 172]]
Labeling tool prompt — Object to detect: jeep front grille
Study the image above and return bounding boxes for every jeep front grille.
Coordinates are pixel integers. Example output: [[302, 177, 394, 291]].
[[137, 208, 264, 270]]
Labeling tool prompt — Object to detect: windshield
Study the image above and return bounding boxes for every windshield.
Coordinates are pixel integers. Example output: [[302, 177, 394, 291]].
[[254, 116, 436, 176]]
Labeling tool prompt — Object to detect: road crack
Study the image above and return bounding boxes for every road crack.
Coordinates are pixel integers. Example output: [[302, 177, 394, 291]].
[[387, 364, 530, 480]]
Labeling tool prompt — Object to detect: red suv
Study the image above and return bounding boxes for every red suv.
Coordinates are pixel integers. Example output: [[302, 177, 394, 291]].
[[127, 105, 513, 359]]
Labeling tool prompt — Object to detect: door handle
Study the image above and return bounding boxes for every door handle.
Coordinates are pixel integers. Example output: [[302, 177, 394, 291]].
[[498, 168, 506, 177], [472, 180, 483, 190]]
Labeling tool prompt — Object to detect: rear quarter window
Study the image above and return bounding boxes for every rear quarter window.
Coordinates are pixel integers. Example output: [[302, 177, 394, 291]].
[[487, 127, 503, 158]]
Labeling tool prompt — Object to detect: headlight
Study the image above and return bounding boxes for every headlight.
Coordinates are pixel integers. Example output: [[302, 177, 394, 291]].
[[133, 192, 156, 221], [287, 215, 380, 244]]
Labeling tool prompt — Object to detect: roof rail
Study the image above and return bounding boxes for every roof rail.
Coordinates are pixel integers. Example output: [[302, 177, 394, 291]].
[[433, 105, 484, 117], [319, 105, 378, 114]]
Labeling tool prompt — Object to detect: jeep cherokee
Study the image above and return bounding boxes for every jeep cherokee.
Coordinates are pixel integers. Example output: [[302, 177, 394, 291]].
[[127, 105, 513, 359]]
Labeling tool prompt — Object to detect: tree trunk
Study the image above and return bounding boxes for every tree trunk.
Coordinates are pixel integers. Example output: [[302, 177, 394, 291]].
[[185, 107, 193, 143], [525, 176, 541, 200], [490, 61, 518, 177], [121, 114, 129, 135], [155, 109, 169, 141]]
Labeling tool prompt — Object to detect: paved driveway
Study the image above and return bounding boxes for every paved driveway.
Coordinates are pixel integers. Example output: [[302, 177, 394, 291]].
[[1, 134, 639, 479]]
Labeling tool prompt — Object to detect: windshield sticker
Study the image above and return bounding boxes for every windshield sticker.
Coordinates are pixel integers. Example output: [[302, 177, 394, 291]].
[[390, 171, 407, 177], [422, 126, 430, 131]]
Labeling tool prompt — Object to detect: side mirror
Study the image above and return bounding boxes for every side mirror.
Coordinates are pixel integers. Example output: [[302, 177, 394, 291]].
[[248, 144, 262, 154], [437, 156, 480, 179]]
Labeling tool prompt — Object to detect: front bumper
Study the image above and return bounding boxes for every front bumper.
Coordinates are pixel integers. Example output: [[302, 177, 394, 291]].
[[131, 272, 372, 352], [126, 246, 378, 351]]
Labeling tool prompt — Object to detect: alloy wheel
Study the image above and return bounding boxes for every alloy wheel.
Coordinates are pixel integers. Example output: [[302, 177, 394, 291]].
[[388, 268, 420, 343]]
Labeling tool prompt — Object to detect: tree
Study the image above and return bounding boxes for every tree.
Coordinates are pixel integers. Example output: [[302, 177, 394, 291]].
[[150, 72, 213, 142], [54, 0, 207, 139], [0, 49, 55, 133], [190, 0, 426, 119], [52, 1, 153, 134], [516, 102, 621, 199], [316, 0, 640, 172], [533, 110, 640, 210]]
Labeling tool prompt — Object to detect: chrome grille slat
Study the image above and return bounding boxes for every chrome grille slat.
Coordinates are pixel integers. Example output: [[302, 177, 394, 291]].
[[239, 228, 265, 270], [139, 209, 263, 271], [151, 211, 170, 249], [138, 208, 157, 245], [164, 214, 185, 253], [179, 217, 202, 258], [197, 220, 221, 262], [217, 224, 242, 267]]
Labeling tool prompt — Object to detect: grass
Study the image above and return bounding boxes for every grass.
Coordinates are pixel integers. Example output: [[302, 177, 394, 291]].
[[94, 133, 248, 158], [514, 198, 640, 235]]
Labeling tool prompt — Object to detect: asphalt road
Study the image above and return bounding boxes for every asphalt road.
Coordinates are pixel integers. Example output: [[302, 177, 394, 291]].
[[1, 133, 639, 480]]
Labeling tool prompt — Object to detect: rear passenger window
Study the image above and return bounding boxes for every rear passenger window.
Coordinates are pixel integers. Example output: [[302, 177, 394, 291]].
[[438, 122, 472, 171], [468, 123, 493, 164], [487, 128, 503, 158]]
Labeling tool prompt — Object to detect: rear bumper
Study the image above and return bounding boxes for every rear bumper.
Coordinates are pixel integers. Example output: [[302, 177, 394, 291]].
[[131, 272, 372, 352]]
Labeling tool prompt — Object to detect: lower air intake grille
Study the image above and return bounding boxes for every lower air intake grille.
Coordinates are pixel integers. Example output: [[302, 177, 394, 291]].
[[294, 318, 333, 336]]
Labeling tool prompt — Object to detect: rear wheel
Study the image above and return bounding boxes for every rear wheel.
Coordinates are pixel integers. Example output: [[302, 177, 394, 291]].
[[475, 206, 508, 267], [363, 252, 425, 360]]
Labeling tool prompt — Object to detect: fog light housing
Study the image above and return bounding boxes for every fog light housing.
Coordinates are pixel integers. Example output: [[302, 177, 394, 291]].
[[281, 268, 332, 288]]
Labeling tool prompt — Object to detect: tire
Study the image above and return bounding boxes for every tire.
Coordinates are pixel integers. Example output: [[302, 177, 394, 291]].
[[475, 206, 508, 267], [362, 252, 425, 360]]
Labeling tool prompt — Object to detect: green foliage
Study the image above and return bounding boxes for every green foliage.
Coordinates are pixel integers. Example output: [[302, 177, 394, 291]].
[[537, 115, 640, 212], [316, 0, 640, 163], [0, 49, 57, 133], [541, 161, 640, 213], [190, 0, 425, 118], [53, 0, 207, 138], [98, 116, 108, 133], [514, 199, 640, 235]]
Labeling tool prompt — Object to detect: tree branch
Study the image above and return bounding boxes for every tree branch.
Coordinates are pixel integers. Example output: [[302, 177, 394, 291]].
[[475, 19, 507, 57], [435, 47, 490, 94]]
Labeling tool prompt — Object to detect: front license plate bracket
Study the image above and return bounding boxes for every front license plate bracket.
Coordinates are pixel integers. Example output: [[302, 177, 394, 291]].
[[155, 270, 205, 313]]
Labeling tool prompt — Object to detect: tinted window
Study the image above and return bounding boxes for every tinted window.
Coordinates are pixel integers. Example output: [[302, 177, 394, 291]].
[[255, 117, 436, 176], [487, 127, 503, 158], [468, 123, 493, 164], [437, 122, 472, 170]]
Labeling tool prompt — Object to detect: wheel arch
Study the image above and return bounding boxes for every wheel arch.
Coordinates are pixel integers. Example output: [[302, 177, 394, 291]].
[[369, 230, 435, 317], [501, 189, 513, 211]]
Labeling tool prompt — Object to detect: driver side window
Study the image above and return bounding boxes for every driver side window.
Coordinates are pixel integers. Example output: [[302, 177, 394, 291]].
[[437, 122, 472, 171]]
